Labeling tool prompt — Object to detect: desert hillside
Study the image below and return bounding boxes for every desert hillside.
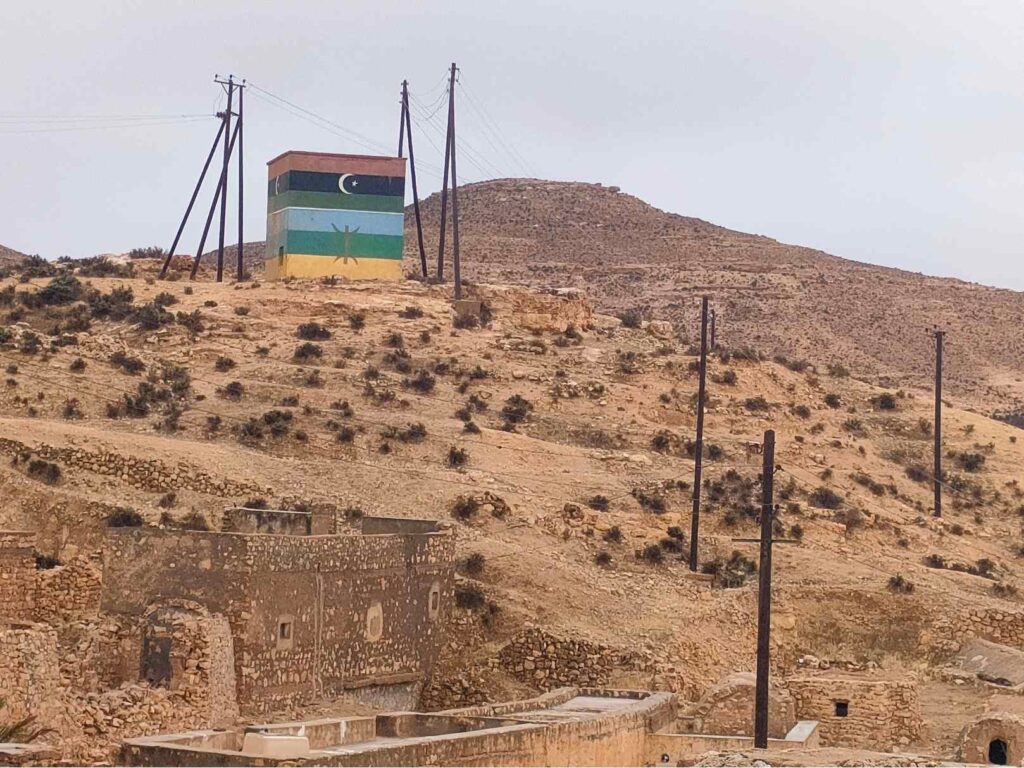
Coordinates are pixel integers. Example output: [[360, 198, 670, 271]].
[[404, 179, 1024, 408], [2, 262, 1024, 759]]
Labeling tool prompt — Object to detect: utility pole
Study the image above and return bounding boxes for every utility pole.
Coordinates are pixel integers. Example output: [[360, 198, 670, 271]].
[[688, 296, 710, 571], [449, 64, 462, 301], [160, 120, 225, 278], [753, 429, 776, 749], [191, 120, 240, 279], [709, 308, 717, 349], [398, 80, 407, 157], [932, 329, 945, 518], [436, 62, 457, 281], [401, 81, 428, 278], [215, 74, 234, 282], [236, 79, 245, 282]]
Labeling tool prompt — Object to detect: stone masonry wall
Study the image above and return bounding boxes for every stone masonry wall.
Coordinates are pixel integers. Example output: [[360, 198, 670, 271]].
[[0, 531, 36, 621], [0, 623, 72, 736], [931, 608, 1024, 655], [34, 553, 102, 623], [102, 527, 456, 713], [0, 437, 268, 497], [787, 676, 922, 749], [494, 628, 634, 690]]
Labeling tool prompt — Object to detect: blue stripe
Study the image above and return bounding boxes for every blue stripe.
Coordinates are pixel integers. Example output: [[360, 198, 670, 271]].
[[271, 208, 405, 238]]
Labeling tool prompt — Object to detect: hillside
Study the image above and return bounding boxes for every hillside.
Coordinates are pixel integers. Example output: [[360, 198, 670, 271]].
[[405, 179, 1024, 408], [1, 269, 1024, 759], [0, 242, 28, 269]]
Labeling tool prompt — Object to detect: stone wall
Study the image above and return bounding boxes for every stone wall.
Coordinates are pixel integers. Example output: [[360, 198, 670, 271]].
[[681, 672, 793, 739], [0, 438, 268, 497], [0, 623, 72, 736], [931, 608, 1024, 655], [101, 526, 456, 713], [33, 553, 102, 623], [0, 531, 36, 620], [495, 628, 633, 690], [787, 675, 922, 749], [958, 713, 1024, 765]]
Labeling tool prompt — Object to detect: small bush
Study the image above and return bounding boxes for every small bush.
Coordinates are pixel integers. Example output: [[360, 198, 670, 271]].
[[349, 312, 366, 331], [824, 393, 842, 409], [69, 357, 86, 372], [744, 396, 770, 411], [463, 552, 486, 576], [455, 584, 486, 610], [618, 308, 644, 328], [955, 452, 986, 473], [106, 508, 143, 527], [178, 512, 210, 531], [405, 369, 436, 393], [639, 543, 665, 564], [447, 446, 469, 468], [888, 574, 915, 594], [451, 495, 480, 520], [217, 381, 244, 400], [588, 495, 610, 511], [214, 355, 236, 372], [61, 398, 83, 420], [791, 404, 811, 419], [26, 459, 61, 484], [293, 342, 323, 362], [595, 551, 613, 567], [399, 305, 424, 319], [501, 394, 533, 424], [157, 492, 177, 509], [603, 525, 623, 543], [872, 393, 898, 411], [110, 350, 145, 375], [809, 486, 844, 509], [34, 552, 61, 570], [297, 322, 331, 340]]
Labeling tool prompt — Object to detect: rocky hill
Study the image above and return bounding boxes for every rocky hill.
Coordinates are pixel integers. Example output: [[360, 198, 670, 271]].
[[1, 268, 1023, 760], [0, 242, 28, 269], [404, 179, 1024, 408]]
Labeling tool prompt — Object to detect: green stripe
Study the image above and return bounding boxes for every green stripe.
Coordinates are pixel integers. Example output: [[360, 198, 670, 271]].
[[268, 190, 405, 214], [285, 230, 404, 259]]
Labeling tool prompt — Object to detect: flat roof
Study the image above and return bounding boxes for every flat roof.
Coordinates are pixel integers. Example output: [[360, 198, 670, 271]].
[[266, 149, 403, 165]]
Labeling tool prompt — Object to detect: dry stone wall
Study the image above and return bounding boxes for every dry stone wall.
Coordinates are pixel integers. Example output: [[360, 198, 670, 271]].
[[33, 553, 102, 623], [931, 608, 1024, 655], [495, 628, 634, 690], [0, 437, 268, 497], [0, 531, 35, 620], [787, 676, 922, 749]]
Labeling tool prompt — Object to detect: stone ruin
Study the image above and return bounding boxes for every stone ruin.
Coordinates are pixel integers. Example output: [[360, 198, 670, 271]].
[[0, 508, 456, 762]]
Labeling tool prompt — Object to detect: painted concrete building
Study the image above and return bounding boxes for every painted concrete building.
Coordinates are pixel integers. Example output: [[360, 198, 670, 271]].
[[265, 151, 406, 281]]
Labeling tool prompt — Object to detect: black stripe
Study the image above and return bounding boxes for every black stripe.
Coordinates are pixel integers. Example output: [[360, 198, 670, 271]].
[[268, 171, 404, 198]]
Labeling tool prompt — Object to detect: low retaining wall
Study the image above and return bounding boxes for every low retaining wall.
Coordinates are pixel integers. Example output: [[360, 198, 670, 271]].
[[646, 721, 820, 765]]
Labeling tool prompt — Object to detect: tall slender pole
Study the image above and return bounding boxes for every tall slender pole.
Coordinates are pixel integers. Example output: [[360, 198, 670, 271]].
[[236, 80, 245, 282], [436, 63, 456, 281], [192, 120, 240, 279], [933, 329, 944, 518], [709, 308, 717, 349], [754, 429, 776, 750], [450, 65, 462, 301], [688, 296, 710, 571], [216, 75, 233, 282], [160, 120, 225, 278], [398, 80, 407, 158], [403, 84, 428, 278]]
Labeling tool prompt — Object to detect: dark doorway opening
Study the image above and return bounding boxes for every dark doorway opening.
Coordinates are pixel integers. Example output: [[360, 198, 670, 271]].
[[989, 738, 1008, 765]]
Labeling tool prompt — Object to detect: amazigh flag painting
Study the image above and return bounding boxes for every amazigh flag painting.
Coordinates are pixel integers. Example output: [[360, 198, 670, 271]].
[[265, 151, 406, 280]]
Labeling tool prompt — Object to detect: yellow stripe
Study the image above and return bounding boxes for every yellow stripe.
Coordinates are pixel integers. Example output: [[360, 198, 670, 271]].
[[264, 253, 404, 281]]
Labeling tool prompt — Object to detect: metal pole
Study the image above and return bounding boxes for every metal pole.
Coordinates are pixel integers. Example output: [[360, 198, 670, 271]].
[[192, 120, 240, 279], [450, 65, 462, 301], [754, 428, 776, 750], [398, 80, 407, 157], [436, 63, 456, 281], [160, 120, 225, 278], [216, 75, 233, 282], [933, 329, 944, 518], [403, 85, 428, 278], [709, 308, 717, 349], [688, 296, 710, 571], [236, 80, 245, 282]]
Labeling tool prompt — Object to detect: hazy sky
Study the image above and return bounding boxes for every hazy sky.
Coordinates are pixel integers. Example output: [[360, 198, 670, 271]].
[[3, 1, 1023, 289]]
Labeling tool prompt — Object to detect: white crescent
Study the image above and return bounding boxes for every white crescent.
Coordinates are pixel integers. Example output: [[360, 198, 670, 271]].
[[338, 173, 354, 194]]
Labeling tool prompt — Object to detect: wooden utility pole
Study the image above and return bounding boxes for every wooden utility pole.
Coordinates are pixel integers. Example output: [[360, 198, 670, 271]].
[[215, 75, 234, 282], [753, 429, 776, 749], [709, 308, 717, 349], [449, 64, 462, 301], [397, 80, 407, 158], [191, 120, 240, 280], [236, 79, 245, 282], [688, 296, 710, 571], [932, 329, 945, 518], [401, 81, 428, 278], [160, 119, 225, 278], [436, 63, 457, 281]]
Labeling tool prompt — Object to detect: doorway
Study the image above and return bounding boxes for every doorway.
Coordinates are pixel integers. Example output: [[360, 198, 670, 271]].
[[988, 738, 1008, 765]]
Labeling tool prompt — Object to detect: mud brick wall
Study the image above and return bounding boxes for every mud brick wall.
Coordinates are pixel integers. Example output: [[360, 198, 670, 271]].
[[34, 554, 102, 623], [101, 526, 456, 714], [0, 531, 36, 620], [0, 437, 268, 497], [787, 676, 922, 749], [495, 628, 633, 690]]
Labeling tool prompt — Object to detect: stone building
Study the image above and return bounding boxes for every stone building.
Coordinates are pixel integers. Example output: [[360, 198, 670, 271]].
[[100, 510, 455, 714]]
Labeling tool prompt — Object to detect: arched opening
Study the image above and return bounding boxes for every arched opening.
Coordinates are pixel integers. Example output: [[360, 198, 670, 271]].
[[989, 738, 1008, 765]]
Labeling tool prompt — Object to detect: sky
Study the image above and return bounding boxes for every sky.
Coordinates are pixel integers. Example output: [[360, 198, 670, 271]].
[[2, 0, 1023, 289]]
